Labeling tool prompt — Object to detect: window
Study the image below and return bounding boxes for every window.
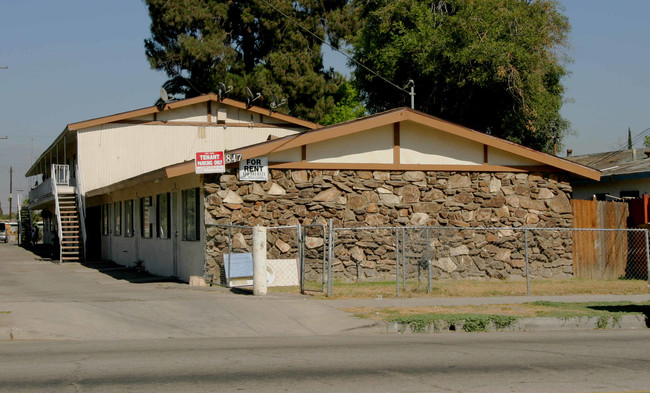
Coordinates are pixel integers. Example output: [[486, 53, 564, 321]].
[[102, 204, 110, 236], [113, 201, 122, 236], [182, 188, 200, 241], [157, 192, 170, 239], [124, 200, 134, 237], [140, 196, 153, 238]]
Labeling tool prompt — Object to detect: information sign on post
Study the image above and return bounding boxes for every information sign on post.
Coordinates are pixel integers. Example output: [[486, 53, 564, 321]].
[[195, 151, 225, 174], [239, 157, 268, 181]]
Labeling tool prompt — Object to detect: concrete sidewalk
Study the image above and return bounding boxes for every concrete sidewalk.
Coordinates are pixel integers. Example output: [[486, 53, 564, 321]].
[[0, 243, 373, 341], [1, 243, 648, 341]]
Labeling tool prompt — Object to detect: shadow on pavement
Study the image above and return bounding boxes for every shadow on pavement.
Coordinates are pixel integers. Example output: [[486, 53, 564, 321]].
[[81, 260, 184, 284], [19, 244, 183, 285], [588, 304, 650, 327]]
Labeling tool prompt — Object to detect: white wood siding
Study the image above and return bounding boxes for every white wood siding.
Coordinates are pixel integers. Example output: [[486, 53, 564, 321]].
[[268, 147, 302, 162], [307, 125, 394, 163], [78, 123, 299, 192], [487, 146, 539, 166], [401, 121, 484, 165], [157, 104, 209, 122], [97, 174, 204, 282]]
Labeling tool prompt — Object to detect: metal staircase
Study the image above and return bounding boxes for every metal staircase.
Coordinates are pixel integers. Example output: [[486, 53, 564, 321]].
[[20, 206, 31, 246], [51, 164, 85, 263], [58, 194, 82, 262]]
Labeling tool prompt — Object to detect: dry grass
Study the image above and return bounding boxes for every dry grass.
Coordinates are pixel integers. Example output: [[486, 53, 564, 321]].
[[346, 300, 650, 321], [275, 278, 649, 299]]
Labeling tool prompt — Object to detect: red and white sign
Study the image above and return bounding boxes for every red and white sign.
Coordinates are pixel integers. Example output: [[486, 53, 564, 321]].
[[195, 151, 225, 174]]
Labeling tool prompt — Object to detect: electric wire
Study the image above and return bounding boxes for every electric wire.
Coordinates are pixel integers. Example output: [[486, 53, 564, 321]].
[[587, 126, 650, 166], [258, 0, 411, 95]]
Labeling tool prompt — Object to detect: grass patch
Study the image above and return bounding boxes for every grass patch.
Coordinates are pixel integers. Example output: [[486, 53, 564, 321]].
[[347, 301, 650, 332], [0, 311, 10, 314], [293, 278, 648, 299]]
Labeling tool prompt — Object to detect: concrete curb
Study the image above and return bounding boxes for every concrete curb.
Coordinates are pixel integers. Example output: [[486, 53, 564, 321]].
[[379, 314, 648, 334]]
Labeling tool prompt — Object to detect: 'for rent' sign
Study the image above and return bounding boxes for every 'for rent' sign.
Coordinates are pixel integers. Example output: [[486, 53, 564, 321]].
[[239, 157, 268, 181]]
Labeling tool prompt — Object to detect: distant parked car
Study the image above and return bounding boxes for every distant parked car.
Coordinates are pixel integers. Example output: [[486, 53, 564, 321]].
[[0, 223, 7, 243]]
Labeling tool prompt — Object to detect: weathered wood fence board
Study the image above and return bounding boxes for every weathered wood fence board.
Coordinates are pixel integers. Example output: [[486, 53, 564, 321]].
[[571, 199, 630, 279]]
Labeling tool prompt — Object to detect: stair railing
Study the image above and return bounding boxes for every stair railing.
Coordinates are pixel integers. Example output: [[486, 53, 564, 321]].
[[51, 164, 63, 262], [75, 163, 87, 261]]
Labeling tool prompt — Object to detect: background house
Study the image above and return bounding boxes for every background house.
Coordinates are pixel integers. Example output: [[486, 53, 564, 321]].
[[568, 148, 650, 200], [568, 148, 650, 227]]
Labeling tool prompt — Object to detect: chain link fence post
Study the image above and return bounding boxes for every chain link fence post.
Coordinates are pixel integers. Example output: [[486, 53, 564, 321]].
[[427, 227, 432, 293], [298, 223, 304, 294], [524, 228, 530, 295], [400, 228, 406, 291], [395, 227, 400, 298], [327, 218, 333, 297], [646, 229, 650, 292]]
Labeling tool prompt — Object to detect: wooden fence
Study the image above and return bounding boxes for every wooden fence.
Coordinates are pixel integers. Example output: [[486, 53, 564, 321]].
[[570, 199, 645, 279]]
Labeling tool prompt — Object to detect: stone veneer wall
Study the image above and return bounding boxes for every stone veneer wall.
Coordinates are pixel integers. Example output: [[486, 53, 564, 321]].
[[203, 170, 574, 283]]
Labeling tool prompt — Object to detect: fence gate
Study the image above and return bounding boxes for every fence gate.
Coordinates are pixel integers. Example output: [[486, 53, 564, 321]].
[[300, 224, 328, 293]]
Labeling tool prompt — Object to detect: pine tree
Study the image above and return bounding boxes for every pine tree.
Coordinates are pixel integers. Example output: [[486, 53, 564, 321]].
[[144, 0, 355, 123], [628, 127, 633, 149]]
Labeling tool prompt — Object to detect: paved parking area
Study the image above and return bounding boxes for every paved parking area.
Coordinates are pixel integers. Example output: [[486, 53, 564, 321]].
[[0, 243, 372, 341]]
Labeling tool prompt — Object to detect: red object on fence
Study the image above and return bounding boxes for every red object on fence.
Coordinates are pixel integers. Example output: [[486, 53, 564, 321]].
[[627, 194, 650, 227]]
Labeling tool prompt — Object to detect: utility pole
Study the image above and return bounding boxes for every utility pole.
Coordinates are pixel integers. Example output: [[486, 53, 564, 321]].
[[9, 166, 13, 221]]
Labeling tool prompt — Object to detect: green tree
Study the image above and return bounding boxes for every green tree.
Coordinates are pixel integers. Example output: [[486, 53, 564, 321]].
[[144, 0, 355, 123], [320, 81, 367, 125], [351, 0, 571, 152]]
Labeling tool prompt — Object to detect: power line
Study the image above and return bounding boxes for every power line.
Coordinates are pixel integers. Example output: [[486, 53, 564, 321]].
[[259, 0, 411, 96], [587, 126, 650, 166]]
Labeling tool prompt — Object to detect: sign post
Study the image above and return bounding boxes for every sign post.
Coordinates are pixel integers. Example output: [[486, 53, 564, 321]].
[[195, 151, 225, 174]]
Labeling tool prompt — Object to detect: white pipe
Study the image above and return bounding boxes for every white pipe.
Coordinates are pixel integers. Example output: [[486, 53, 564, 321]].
[[252, 225, 267, 296]]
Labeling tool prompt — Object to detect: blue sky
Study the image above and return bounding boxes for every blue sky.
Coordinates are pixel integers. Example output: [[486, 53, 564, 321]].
[[1, 0, 649, 215]]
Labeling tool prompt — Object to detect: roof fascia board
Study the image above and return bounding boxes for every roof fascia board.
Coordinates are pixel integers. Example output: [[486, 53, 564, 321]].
[[227, 109, 406, 158], [400, 111, 601, 181], [226, 107, 600, 181], [68, 94, 318, 132], [86, 167, 169, 198], [219, 98, 319, 129]]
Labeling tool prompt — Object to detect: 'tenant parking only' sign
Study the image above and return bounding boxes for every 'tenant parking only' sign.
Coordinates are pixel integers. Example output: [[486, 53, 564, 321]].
[[195, 151, 225, 174], [239, 157, 268, 181]]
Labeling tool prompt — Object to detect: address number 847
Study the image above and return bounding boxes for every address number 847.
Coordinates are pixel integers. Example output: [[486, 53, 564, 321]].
[[225, 153, 243, 163]]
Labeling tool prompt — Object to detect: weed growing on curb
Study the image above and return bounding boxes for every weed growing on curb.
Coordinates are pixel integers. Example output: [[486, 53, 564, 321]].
[[392, 314, 519, 333]]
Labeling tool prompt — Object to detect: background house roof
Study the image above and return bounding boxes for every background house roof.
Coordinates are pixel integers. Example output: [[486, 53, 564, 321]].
[[568, 148, 650, 180]]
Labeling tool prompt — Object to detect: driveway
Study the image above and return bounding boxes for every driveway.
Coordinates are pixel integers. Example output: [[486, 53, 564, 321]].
[[0, 243, 372, 341]]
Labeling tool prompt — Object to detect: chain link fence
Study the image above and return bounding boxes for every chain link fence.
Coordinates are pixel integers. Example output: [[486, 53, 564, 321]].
[[205, 223, 650, 297], [204, 223, 328, 293], [327, 224, 650, 297]]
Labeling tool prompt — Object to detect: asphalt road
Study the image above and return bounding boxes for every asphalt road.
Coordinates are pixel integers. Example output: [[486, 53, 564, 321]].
[[2, 331, 650, 393], [2, 243, 650, 392]]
